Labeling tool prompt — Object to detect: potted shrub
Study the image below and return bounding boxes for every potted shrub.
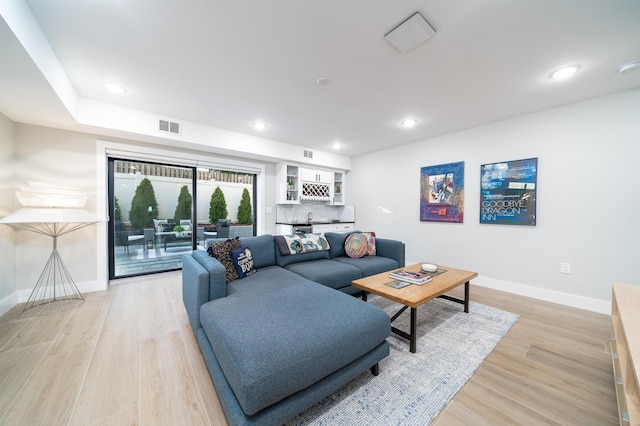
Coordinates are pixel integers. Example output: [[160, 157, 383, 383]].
[[209, 186, 228, 225], [237, 188, 253, 225], [129, 178, 158, 230], [173, 225, 185, 237], [173, 185, 192, 222]]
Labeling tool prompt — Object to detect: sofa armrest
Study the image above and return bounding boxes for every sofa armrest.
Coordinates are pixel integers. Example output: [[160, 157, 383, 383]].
[[182, 254, 211, 331], [375, 238, 405, 267], [192, 250, 227, 301]]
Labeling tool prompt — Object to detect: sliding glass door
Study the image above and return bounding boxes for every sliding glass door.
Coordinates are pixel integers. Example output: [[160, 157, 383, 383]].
[[109, 159, 195, 278], [108, 158, 256, 279]]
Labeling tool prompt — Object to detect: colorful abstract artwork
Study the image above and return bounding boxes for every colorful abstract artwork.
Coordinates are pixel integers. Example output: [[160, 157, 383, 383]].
[[420, 161, 464, 223], [480, 157, 537, 226]]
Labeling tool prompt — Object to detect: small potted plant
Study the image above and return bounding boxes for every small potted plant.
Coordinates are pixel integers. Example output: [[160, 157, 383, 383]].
[[173, 225, 185, 237]]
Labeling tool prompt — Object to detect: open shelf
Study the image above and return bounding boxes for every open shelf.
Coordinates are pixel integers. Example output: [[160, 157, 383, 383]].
[[611, 282, 640, 425]]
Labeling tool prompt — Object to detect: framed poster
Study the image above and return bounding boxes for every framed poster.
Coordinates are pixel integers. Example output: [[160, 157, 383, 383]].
[[480, 157, 537, 226], [420, 161, 464, 223]]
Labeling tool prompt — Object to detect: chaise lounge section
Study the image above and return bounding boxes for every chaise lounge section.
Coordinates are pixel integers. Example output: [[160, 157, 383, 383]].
[[182, 232, 405, 425]]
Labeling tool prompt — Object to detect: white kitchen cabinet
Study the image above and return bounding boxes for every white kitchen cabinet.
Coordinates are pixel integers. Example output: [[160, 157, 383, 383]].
[[312, 223, 354, 233], [333, 223, 354, 232], [311, 224, 334, 233], [333, 171, 345, 205], [276, 162, 300, 204], [277, 162, 346, 205], [276, 224, 293, 235], [299, 167, 333, 202], [300, 168, 333, 184]]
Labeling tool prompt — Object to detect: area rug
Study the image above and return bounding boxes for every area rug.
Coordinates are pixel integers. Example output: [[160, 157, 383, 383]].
[[288, 296, 519, 425]]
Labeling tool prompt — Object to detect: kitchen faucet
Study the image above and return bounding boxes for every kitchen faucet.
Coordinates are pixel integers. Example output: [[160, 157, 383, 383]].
[[307, 211, 313, 224]]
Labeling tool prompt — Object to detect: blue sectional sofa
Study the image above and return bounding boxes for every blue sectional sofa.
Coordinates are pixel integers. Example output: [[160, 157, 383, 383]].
[[182, 232, 405, 426]]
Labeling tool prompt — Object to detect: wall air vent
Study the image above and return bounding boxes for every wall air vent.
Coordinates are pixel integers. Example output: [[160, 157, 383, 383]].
[[304, 149, 314, 159], [158, 119, 181, 135]]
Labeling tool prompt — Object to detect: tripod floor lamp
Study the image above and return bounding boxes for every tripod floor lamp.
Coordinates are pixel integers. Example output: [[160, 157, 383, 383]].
[[0, 207, 100, 315]]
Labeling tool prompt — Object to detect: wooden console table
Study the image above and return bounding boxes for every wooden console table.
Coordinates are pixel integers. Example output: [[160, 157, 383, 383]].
[[611, 282, 640, 425]]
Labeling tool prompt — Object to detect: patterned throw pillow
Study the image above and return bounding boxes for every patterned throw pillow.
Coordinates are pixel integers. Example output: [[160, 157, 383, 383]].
[[207, 237, 242, 282], [361, 231, 377, 256], [231, 247, 257, 279], [344, 232, 368, 258], [274, 233, 330, 256]]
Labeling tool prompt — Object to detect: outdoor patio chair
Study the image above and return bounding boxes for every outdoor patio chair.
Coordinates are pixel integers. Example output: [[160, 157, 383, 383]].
[[216, 219, 230, 238], [126, 230, 144, 254]]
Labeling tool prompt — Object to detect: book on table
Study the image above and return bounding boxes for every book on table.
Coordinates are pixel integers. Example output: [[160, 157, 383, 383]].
[[389, 270, 432, 284]]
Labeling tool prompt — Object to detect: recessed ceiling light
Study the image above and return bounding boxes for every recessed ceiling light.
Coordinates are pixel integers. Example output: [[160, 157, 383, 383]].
[[618, 60, 640, 74], [104, 82, 126, 94], [252, 121, 268, 131], [401, 118, 418, 128], [317, 77, 331, 86], [549, 65, 581, 80], [332, 141, 342, 150]]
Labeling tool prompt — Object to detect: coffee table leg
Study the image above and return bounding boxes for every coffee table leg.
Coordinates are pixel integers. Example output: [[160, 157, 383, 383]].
[[388, 306, 418, 353], [410, 307, 417, 353], [464, 281, 470, 313], [361, 291, 368, 302]]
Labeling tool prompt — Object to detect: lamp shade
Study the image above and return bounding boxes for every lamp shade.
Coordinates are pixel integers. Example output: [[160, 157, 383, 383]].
[[15, 181, 89, 208], [0, 208, 101, 224]]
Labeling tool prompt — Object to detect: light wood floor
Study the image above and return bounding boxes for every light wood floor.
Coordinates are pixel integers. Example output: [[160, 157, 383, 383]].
[[0, 273, 618, 425], [434, 285, 618, 425]]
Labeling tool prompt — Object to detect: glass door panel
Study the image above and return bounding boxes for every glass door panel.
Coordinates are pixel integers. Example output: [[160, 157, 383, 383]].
[[110, 159, 194, 278], [196, 168, 256, 247]]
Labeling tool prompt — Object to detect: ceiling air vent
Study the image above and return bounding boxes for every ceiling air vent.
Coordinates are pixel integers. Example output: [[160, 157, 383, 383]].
[[158, 119, 181, 135], [304, 149, 314, 159]]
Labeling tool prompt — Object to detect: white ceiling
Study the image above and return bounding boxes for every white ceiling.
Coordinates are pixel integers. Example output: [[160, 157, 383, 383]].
[[1, 1, 640, 158]]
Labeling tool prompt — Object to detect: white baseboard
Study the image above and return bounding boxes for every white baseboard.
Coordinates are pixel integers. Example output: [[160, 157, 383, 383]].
[[472, 276, 610, 315], [0, 292, 19, 318], [1, 280, 108, 317], [77, 279, 109, 295]]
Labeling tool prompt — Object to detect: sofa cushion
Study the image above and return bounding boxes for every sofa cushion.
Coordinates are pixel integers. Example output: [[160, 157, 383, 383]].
[[333, 255, 401, 277], [275, 248, 330, 268], [231, 247, 256, 279], [274, 233, 330, 255], [153, 219, 169, 232], [208, 238, 242, 282], [344, 232, 368, 258], [362, 231, 377, 256], [200, 270, 390, 416], [238, 234, 276, 269], [206, 234, 276, 269], [284, 259, 362, 290], [325, 231, 352, 258]]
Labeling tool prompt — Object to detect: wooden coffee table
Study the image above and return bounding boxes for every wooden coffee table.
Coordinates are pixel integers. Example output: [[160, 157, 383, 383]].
[[352, 263, 478, 353]]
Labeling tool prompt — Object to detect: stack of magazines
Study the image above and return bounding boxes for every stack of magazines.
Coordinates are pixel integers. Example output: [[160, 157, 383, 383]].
[[389, 270, 432, 285]]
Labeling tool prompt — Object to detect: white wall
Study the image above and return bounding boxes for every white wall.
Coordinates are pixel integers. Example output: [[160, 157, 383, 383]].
[[12, 124, 100, 293], [349, 89, 640, 313], [0, 113, 16, 311]]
